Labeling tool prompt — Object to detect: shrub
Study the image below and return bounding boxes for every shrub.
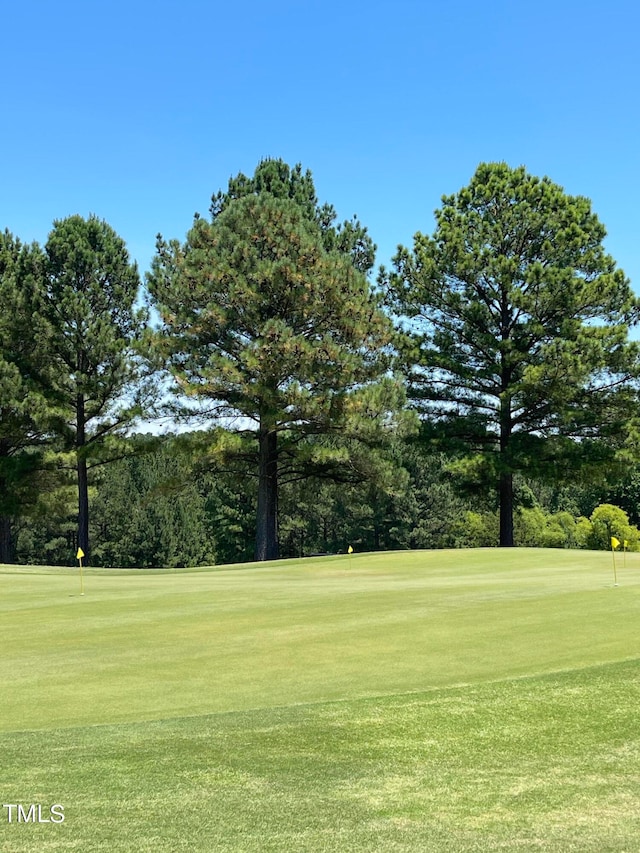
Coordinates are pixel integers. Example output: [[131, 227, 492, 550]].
[[587, 504, 639, 551]]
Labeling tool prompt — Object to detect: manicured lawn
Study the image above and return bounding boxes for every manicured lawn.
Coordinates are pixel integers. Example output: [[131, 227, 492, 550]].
[[1, 549, 639, 851]]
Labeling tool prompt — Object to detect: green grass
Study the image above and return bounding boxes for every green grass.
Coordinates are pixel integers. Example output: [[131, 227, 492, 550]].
[[1, 549, 639, 851]]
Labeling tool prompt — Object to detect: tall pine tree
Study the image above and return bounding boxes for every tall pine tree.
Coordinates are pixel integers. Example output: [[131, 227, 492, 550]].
[[385, 163, 640, 546], [38, 215, 147, 562], [148, 160, 406, 561]]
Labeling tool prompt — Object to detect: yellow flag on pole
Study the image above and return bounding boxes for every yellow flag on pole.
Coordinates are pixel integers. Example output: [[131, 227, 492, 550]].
[[347, 545, 353, 554], [76, 547, 85, 595], [611, 537, 620, 550]]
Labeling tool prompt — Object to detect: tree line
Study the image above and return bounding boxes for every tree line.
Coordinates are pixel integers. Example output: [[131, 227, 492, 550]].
[[2, 159, 639, 566]]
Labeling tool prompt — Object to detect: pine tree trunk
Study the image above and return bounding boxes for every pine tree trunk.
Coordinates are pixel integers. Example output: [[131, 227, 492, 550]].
[[499, 471, 514, 547], [255, 423, 278, 561], [0, 514, 13, 564], [77, 392, 90, 563], [499, 381, 515, 547], [0, 461, 15, 563]]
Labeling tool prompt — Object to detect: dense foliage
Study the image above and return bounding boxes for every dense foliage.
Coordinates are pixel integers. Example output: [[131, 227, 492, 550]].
[[2, 160, 640, 565]]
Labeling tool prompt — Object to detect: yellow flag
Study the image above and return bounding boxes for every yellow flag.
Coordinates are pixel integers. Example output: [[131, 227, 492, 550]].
[[611, 537, 620, 550], [624, 540, 629, 549], [347, 545, 353, 554], [76, 547, 86, 595]]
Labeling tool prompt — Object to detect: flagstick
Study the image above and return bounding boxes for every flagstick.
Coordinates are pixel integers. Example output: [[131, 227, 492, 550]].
[[612, 546, 618, 587], [76, 547, 86, 596]]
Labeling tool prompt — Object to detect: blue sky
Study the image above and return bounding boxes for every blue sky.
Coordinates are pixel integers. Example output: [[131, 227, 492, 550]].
[[1, 0, 639, 288]]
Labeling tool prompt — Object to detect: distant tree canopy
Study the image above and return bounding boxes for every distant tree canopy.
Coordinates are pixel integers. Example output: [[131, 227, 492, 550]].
[[385, 162, 640, 546], [148, 159, 408, 561]]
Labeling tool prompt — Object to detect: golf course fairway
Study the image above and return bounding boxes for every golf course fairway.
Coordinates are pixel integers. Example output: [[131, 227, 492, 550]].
[[1, 548, 639, 851]]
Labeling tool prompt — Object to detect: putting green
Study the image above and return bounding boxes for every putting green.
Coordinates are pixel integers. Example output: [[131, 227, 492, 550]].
[[1, 548, 638, 732]]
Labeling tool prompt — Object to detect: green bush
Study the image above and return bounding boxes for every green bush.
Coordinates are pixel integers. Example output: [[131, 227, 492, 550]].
[[587, 504, 639, 552], [515, 507, 579, 549], [455, 511, 499, 548]]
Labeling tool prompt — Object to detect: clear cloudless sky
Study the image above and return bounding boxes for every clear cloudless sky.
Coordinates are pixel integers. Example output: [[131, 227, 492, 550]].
[[1, 0, 639, 289]]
